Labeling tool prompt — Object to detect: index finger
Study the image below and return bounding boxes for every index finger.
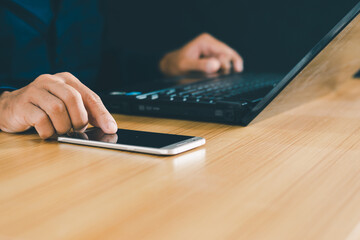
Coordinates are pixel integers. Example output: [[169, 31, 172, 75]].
[[205, 37, 244, 72], [55, 72, 117, 134]]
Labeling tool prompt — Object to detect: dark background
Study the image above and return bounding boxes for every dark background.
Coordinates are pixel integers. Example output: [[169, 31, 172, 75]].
[[103, 0, 358, 74]]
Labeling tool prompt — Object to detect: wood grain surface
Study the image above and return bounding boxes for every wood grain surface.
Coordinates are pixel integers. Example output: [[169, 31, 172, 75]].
[[252, 12, 360, 123], [1, 9, 360, 240], [1, 76, 360, 240]]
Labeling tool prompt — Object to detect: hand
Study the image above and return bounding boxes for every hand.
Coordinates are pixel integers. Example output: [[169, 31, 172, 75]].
[[159, 33, 243, 76], [0, 72, 118, 139]]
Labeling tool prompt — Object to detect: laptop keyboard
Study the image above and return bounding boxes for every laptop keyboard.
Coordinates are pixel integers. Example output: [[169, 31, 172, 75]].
[[134, 74, 279, 104]]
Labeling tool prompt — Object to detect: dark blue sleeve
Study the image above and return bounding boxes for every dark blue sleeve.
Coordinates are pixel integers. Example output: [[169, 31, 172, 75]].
[[1, 0, 165, 94], [0, 0, 53, 89], [0, 86, 17, 90], [0, 0, 103, 89]]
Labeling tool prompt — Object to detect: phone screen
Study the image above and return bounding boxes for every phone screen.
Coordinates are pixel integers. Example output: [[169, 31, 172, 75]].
[[66, 128, 194, 148]]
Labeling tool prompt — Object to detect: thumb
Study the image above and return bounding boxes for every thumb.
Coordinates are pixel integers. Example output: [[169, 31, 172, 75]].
[[181, 57, 221, 74]]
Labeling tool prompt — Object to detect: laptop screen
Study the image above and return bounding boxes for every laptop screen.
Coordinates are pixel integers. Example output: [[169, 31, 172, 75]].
[[109, 0, 359, 77], [233, 1, 360, 74]]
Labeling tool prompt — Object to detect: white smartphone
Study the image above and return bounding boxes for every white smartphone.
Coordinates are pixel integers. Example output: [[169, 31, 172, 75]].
[[57, 127, 205, 155]]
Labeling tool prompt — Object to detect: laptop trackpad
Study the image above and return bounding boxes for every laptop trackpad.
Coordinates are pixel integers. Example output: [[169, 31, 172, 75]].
[[229, 86, 274, 103]]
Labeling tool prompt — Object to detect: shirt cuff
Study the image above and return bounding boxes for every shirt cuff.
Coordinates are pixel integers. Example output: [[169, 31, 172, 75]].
[[0, 86, 17, 90], [0, 86, 17, 95]]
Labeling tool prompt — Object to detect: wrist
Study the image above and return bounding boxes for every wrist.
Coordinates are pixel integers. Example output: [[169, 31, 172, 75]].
[[159, 50, 181, 76], [0, 90, 8, 102], [0, 91, 9, 131], [159, 52, 171, 76], [0, 87, 16, 98], [0, 90, 12, 106]]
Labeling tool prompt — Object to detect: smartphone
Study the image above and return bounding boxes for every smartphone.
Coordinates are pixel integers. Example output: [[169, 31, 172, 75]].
[[57, 127, 205, 155]]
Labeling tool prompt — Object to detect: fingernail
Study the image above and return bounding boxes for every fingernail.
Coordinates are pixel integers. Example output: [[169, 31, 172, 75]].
[[206, 59, 221, 73], [106, 121, 118, 133], [239, 62, 244, 72], [236, 62, 243, 72]]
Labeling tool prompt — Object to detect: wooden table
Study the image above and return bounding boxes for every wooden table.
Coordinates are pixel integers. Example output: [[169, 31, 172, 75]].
[[1, 76, 360, 240]]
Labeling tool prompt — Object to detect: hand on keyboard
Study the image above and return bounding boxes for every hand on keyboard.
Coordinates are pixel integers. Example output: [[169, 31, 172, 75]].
[[159, 33, 244, 76]]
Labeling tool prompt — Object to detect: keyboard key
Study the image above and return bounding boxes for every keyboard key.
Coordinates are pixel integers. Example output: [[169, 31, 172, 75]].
[[165, 89, 176, 95], [225, 86, 273, 102], [126, 92, 142, 96], [151, 94, 159, 100]]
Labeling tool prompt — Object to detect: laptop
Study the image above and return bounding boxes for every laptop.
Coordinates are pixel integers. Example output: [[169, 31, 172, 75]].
[[102, 2, 360, 126]]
